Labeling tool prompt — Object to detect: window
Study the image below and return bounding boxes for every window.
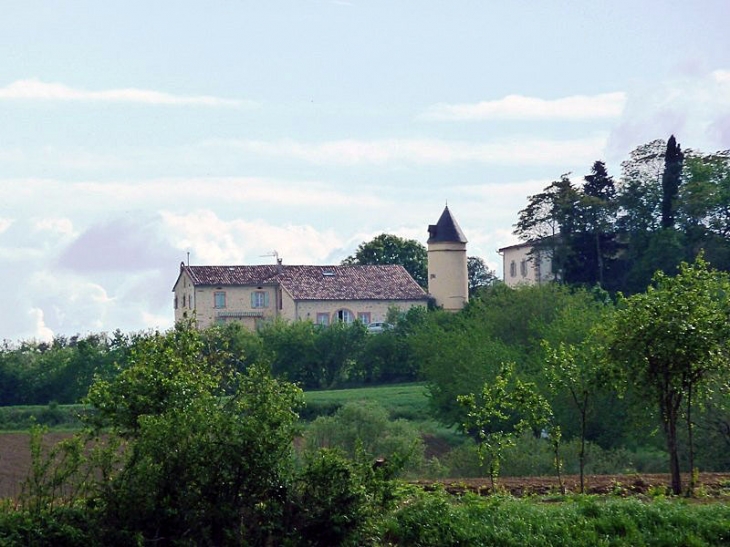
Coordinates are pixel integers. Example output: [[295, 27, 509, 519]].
[[214, 291, 226, 309], [316, 313, 330, 326], [182, 294, 186, 307], [357, 312, 371, 325], [336, 309, 354, 324], [509, 261, 517, 277], [520, 259, 528, 277], [251, 291, 269, 308], [174, 296, 178, 310]]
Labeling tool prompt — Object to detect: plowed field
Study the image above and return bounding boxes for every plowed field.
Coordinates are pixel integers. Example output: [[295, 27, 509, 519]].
[[414, 473, 730, 497]]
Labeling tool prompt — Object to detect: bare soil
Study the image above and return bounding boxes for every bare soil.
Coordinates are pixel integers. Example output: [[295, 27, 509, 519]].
[[0, 432, 73, 500], [413, 473, 730, 498]]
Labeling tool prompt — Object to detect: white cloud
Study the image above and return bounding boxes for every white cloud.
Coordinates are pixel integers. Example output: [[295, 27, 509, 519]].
[[607, 68, 730, 157], [160, 210, 344, 265], [33, 217, 75, 237], [28, 270, 113, 332], [141, 310, 172, 331], [0, 148, 25, 162], [713, 70, 730, 84], [0, 218, 13, 234], [213, 135, 608, 166], [0, 246, 44, 261], [73, 176, 384, 212], [0, 79, 248, 107], [419, 92, 626, 121], [28, 308, 54, 342]]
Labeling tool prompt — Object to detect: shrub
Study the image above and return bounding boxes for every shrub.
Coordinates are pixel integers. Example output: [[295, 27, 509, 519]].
[[303, 401, 425, 475]]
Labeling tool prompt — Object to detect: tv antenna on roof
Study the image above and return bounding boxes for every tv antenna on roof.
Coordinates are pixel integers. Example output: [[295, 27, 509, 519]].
[[260, 250, 280, 263]]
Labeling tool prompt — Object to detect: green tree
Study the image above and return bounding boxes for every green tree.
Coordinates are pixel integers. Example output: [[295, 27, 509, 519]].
[[605, 256, 730, 494], [259, 319, 321, 388], [574, 161, 619, 288], [342, 233, 428, 288], [543, 340, 607, 493], [315, 321, 367, 388], [412, 309, 520, 427], [661, 135, 685, 229], [617, 138, 667, 234], [85, 323, 304, 544], [681, 150, 730, 238], [467, 256, 497, 296], [458, 362, 552, 489], [514, 174, 581, 282], [679, 150, 730, 271]]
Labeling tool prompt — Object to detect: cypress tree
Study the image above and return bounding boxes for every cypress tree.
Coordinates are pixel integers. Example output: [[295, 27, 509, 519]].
[[661, 135, 684, 229]]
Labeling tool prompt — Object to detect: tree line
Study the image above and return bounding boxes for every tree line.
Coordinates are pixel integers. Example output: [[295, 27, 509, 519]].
[[515, 136, 730, 293], [4, 257, 730, 496], [4, 315, 730, 543]]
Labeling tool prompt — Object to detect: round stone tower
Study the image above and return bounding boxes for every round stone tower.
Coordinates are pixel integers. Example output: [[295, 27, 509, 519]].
[[427, 206, 468, 311]]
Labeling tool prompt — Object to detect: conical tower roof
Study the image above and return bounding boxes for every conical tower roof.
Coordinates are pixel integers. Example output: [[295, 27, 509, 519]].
[[427, 206, 467, 244]]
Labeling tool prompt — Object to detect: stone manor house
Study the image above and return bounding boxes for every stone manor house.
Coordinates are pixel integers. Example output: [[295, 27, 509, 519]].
[[172, 206, 469, 330]]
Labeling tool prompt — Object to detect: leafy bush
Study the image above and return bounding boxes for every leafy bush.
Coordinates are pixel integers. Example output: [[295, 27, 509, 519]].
[[289, 449, 372, 546], [381, 491, 730, 546], [0, 505, 99, 547], [303, 400, 425, 476]]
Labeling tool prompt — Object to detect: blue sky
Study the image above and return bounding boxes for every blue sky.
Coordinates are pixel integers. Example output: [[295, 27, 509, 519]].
[[1, 0, 729, 341]]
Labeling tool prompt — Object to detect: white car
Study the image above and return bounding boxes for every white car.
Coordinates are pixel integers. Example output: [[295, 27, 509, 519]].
[[366, 322, 391, 334]]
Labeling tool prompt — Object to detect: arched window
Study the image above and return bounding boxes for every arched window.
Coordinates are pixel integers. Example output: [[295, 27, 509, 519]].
[[336, 309, 354, 324]]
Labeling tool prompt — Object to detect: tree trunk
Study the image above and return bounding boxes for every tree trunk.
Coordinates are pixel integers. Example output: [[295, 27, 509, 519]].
[[687, 384, 696, 496], [579, 405, 587, 494], [595, 232, 604, 288], [663, 392, 682, 495]]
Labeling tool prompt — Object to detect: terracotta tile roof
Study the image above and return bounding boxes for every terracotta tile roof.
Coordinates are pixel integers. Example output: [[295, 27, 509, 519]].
[[180, 264, 428, 301], [183, 264, 280, 286]]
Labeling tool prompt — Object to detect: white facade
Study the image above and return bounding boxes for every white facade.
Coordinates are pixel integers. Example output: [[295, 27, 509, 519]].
[[498, 242, 554, 288]]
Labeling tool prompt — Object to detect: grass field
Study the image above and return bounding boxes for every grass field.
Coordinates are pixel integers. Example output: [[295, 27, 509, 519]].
[[0, 403, 86, 431], [303, 382, 431, 421], [0, 382, 432, 429]]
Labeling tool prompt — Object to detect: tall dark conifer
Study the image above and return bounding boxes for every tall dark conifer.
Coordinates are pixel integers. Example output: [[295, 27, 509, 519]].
[[661, 135, 684, 229], [579, 161, 618, 287]]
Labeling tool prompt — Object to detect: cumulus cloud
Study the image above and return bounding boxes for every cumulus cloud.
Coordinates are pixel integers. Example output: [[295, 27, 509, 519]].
[[58, 217, 180, 273], [418, 92, 626, 121], [27, 271, 113, 334], [160, 210, 345, 266], [212, 135, 608, 166], [33, 217, 75, 237], [0, 79, 248, 107], [28, 308, 54, 342], [607, 68, 730, 158]]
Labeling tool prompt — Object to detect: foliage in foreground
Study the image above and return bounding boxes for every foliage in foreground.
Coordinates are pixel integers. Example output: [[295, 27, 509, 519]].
[[381, 489, 730, 546], [0, 323, 402, 546]]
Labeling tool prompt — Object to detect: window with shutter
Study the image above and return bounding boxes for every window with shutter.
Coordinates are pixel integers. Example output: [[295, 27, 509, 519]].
[[251, 291, 269, 308]]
